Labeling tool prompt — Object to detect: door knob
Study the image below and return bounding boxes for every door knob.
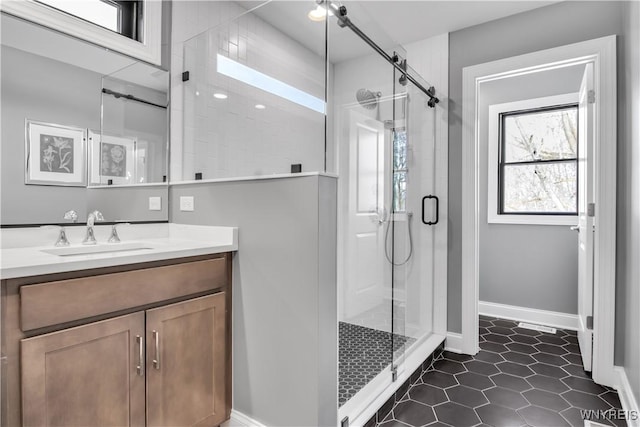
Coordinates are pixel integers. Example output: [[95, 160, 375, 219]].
[[570, 225, 580, 232]]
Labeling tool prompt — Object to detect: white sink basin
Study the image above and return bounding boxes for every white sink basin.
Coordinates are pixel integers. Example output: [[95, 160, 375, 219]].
[[42, 242, 153, 256]]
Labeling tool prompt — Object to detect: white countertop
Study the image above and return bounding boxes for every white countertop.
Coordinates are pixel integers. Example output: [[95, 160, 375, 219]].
[[0, 223, 238, 279]]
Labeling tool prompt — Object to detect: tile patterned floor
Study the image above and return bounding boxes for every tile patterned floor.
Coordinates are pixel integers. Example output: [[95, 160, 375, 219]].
[[376, 316, 624, 427], [339, 322, 416, 407]]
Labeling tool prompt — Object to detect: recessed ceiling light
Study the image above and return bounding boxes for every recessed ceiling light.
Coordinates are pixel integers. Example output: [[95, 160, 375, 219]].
[[213, 92, 228, 99], [308, 5, 333, 22], [255, 104, 266, 110]]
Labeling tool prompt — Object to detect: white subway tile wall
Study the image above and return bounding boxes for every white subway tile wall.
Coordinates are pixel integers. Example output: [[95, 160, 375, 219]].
[[171, 1, 326, 181]]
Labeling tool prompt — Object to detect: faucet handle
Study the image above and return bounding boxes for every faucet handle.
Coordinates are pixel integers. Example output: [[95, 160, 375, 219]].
[[41, 225, 70, 247], [63, 210, 78, 222], [108, 222, 130, 243], [92, 210, 105, 222]]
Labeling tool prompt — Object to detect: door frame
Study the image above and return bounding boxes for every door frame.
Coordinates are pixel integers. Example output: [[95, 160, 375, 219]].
[[459, 35, 617, 386]]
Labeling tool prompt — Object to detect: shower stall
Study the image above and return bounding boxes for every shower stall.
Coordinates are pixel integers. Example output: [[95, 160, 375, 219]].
[[330, 3, 447, 423], [178, 1, 447, 424]]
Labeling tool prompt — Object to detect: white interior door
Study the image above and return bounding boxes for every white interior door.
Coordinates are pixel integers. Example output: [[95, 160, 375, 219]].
[[577, 63, 595, 372], [344, 110, 390, 321]]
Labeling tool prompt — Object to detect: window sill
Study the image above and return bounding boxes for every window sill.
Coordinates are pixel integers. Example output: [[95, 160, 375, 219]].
[[487, 214, 578, 226]]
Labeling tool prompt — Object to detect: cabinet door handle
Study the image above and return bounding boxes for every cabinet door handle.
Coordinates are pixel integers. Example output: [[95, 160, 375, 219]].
[[136, 335, 144, 376], [152, 330, 160, 370]]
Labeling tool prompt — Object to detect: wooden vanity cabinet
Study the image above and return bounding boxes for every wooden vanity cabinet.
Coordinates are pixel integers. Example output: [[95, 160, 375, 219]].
[[1, 253, 232, 427]]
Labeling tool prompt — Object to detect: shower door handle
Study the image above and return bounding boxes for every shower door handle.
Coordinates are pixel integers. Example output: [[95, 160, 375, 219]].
[[422, 195, 439, 225]]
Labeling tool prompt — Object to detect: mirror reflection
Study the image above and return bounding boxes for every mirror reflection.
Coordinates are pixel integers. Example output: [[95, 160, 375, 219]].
[[0, 13, 169, 225]]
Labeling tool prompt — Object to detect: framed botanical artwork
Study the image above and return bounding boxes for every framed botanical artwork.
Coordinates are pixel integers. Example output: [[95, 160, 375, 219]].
[[25, 120, 87, 186], [88, 130, 136, 185]]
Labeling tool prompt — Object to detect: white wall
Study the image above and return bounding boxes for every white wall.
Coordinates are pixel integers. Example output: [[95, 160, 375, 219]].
[[477, 66, 584, 314], [171, 1, 325, 182]]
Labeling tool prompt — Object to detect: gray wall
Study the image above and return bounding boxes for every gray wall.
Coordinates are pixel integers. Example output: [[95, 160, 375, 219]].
[[170, 175, 337, 426], [478, 66, 584, 314], [448, 1, 624, 333], [619, 0, 640, 406]]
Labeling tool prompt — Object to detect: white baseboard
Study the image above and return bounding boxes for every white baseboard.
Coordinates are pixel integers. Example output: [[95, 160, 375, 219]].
[[615, 366, 640, 427], [479, 301, 579, 331], [445, 332, 463, 353], [221, 410, 266, 427]]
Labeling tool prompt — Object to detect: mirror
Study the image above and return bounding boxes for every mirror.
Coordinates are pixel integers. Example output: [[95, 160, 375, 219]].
[[0, 13, 169, 225]]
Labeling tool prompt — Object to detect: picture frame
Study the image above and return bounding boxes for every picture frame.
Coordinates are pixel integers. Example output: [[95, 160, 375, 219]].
[[25, 120, 87, 186], [88, 130, 136, 185]]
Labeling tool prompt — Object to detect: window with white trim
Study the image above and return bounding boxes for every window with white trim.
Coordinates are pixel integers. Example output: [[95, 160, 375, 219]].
[[488, 94, 579, 225]]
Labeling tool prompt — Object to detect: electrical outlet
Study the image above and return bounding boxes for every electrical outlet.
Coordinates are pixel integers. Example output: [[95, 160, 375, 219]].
[[180, 196, 194, 212], [149, 196, 162, 211]]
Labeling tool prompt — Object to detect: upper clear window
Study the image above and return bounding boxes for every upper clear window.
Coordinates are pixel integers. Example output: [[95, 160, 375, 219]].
[[499, 105, 578, 215], [36, 0, 141, 41], [392, 129, 407, 212]]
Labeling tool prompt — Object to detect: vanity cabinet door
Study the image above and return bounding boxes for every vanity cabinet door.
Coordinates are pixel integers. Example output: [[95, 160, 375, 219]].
[[21, 312, 146, 427], [146, 293, 227, 427]]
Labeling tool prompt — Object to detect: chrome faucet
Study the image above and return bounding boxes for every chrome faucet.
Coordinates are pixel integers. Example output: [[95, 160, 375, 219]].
[[42, 210, 78, 247], [108, 222, 130, 243], [82, 210, 104, 245]]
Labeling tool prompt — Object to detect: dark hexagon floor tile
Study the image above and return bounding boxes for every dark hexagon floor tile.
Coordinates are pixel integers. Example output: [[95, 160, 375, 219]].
[[465, 360, 500, 376], [512, 327, 542, 337], [446, 385, 488, 408], [480, 341, 508, 354], [379, 416, 412, 427], [409, 384, 448, 406], [562, 376, 608, 395], [529, 363, 569, 379], [479, 327, 490, 336], [491, 373, 532, 392], [600, 390, 622, 409], [523, 389, 570, 411], [563, 335, 579, 345], [421, 370, 458, 389], [484, 386, 529, 410], [518, 405, 570, 427], [492, 319, 518, 328], [535, 334, 567, 346], [560, 407, 589, 427], [488, 326, 516, 336], [480, 319, 493, 328], [505, 342, 538, 354], [531, 352, 567, 366], [526, 374, 570, 393], [443, 351, 473, 363], [561, 389, 611, 410], [563, 343, 581, 355], [476, 403, 526, 427], [484, 333, 513, 345], [563, 353, 583, 365], [509, 334, 540, 345], [393, 400, 436, 427], [502, 351, 536, 366], [433, 402, 480, 427], [456, 371, 495, 390], [534, 343, 569, 356], [433, 359, 467, 375], [496, 361, 534, 377], [475, 350, 505, 364], [562, 363, 591, 379]]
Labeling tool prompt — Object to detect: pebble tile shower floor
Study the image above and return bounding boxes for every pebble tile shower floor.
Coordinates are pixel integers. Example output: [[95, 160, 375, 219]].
[[374, 316, 624, 427], [339, 322, 416, 406]]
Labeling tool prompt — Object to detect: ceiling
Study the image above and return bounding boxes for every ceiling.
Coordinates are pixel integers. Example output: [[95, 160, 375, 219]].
[[237, 0, 558, 63]]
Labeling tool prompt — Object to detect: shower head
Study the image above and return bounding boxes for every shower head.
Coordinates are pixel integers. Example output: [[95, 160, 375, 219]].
[[356, 88, 381, 110]]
